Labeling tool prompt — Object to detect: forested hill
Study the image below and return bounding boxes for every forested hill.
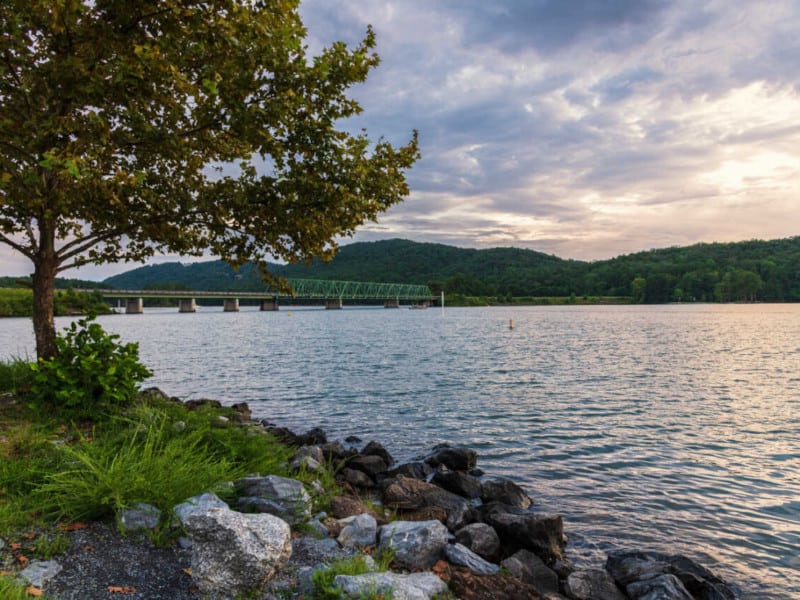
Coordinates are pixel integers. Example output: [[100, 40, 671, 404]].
[[102, 236, 800, 303]]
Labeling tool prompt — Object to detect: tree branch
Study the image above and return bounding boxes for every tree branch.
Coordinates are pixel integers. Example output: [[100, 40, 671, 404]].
[[0, 232, 34, 259]]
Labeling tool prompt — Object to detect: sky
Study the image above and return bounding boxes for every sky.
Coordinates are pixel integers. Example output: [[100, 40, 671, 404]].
[[2, 0, 799, 279]]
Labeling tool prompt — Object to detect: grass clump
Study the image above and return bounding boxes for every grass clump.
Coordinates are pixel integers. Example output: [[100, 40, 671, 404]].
[[311, 553, 395, 600], [0, 359, 34, 394], [0, 573, 55, 600]]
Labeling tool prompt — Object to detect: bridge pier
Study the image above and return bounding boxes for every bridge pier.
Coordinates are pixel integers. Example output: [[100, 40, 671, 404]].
[[223, 298, 240, 312], [325, 298, 343, 310], [125, 298, 143, 314], [260, 298, 279, 311], [179, 298, 197, 313], [384, 299, 400, 308]]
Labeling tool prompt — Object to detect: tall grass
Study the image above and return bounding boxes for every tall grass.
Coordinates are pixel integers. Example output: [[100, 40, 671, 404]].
[[0, 359, 33, 393]]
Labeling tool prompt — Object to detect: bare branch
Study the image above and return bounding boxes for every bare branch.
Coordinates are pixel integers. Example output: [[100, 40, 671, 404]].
[[0, 232, 34, 258]]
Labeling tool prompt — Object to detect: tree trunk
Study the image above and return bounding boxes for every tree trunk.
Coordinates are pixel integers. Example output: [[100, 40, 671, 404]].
[[32, 232, 58, 360]]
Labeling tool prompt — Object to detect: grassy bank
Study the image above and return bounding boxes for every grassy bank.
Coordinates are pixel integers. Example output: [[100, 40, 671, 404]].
[[0, 288, 113, 318]]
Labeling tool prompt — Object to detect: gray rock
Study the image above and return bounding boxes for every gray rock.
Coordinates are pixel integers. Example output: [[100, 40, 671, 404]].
[[378, 520, 449, 570], [501, 549, 559, 595], [337, 513, 378, 549], [564, 569, 627, 600], [234, 475, 312, 523], [445, 543, 500, 575], [347, 454, 389, 478], [481, 502, 565, 562], [119, 502, 162, 532], [333, 572, 448, 600], [605, 551, 736, 600], [425, 446, 477, 471], [386, 461, 431, 480], [290, 454, 322, 473], [343, 467, 375, 488], [237, 496, 293, 520], [455, 522, 502, 561], [432, 470, 482, 499], [305, 517, 330, 538], [361, 440, 394, 465], [174, 492, 229, 523], [18, 559, 62, 588], [383, 476, 475, 531], [481, 477, 533, 509], [627, 573, 694, 599], [178, 496, 292, 597]]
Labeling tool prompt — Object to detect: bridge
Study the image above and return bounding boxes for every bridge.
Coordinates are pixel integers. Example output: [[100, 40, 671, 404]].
[[84, 279, 435, 313]]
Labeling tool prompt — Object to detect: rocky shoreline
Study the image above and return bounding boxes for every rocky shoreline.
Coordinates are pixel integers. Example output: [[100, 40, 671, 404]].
[[18, 397, 741, 599]]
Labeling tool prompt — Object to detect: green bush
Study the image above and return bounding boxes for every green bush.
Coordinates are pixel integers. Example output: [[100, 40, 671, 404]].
[[29, 317, 152, 417]]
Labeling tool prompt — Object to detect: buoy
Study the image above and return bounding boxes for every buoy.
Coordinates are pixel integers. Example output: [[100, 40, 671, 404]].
[[287, 311, 292, 317], [509, 319, 514, 330]]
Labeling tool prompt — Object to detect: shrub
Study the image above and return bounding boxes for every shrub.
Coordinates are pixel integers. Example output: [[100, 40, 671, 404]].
[[29, 317, 151, 418]]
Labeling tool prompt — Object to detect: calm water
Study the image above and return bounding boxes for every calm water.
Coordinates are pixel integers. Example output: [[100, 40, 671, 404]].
[[2, 304, 799, 598]]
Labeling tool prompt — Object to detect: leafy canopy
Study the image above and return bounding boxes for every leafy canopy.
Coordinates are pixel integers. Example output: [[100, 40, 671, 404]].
[[0, 0, 418, 272]]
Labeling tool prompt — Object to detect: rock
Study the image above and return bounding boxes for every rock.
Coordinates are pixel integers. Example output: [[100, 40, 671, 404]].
[[347, 454, 389, 478], [305, 516, 330, 538], [481, 503, 565, 563], [501, 549, 559, 595], [18, 559, 62, 588], [333, 572, 448, 600], [236, 496, 294, 521], [290, 446, 324, 472], [337, 513, 378, 549], [234, 475, 312, 523], [294, 445, 325, 464], [119, 502, 161, 532], [400, 505, 449, 524], [564, 569, 627, 600], [361, 440, 395, 465], [383, 476, 475, 531], [425, 445, 477, 471], [627, 573, 694, 599], [481, 477, 533, 509], [231, 401, 251, 421], [387, 461, 431, 480], [378, 520, 449, 570], [329, 495, 384, 522], [178, 495, 292, 597], [184, 398, 222, 411], [174, 492, 229, 522], [448, 565, 548, 600], [455, 523, 502, 562], [298, 427, 327, 445], [342, 467, 375, 488], [264, 426, 301, 446], [433, 469, 482, 499], [445, 543, 501, 575], [605, 551, 736, 600], [320, 440, 350, 461]]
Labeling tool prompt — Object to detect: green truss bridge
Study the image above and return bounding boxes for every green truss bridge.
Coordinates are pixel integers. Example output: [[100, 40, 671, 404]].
[[84, 279, 436, 313]]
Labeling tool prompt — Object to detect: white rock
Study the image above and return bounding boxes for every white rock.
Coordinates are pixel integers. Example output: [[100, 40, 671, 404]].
[[18, 560, 62, 588], [337, 513, 378, 549], [333, 572, 448, 600], [378, 520, 448, 570]]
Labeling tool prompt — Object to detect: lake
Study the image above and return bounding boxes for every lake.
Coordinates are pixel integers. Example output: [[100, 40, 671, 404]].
[[2, 304, 798, 598]]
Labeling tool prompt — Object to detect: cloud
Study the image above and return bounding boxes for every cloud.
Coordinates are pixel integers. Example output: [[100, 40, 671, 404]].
[[2, 0, 799, 278]]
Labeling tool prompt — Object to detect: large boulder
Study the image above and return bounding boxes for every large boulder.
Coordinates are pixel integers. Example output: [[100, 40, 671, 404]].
[[432, 470, 482, 499], [447, 566, 548, 600], [378, 520, 449, 570], [234, 475, 311, 523], [383, 476, 476, 531], [425, 445, 477, 471], [361, 440, 394, 465], [481, 477, 532, 509], [387, 461, 431, 480], [347, 454, 389, 479], [333, 572, 448, 600], [564, 569, 626, 600], [501, 549, 559, 595], [455, 523, 502, 562], [627, 574, 694, 599], [480, 503, 565, 563], [445, 543, 501, 575], [176, 493, 292, 598], [605, 551, 736, 600]]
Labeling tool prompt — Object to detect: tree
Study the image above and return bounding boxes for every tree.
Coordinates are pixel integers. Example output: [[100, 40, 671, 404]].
[[0, 0, 419, 358], [630, 277, 646, 303]]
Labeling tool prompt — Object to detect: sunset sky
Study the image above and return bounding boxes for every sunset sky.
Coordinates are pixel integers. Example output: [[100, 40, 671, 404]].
[[2, 0, 799, 279]]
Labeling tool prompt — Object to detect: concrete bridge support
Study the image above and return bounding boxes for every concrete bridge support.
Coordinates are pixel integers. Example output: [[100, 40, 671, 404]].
[[260, 298, 279, 311], [179, 298, 197, 313], [325, 298, 343, 310], [223, 298, 240, 312], [384, 299, 400, 308], [125, 298, 143, 314]]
